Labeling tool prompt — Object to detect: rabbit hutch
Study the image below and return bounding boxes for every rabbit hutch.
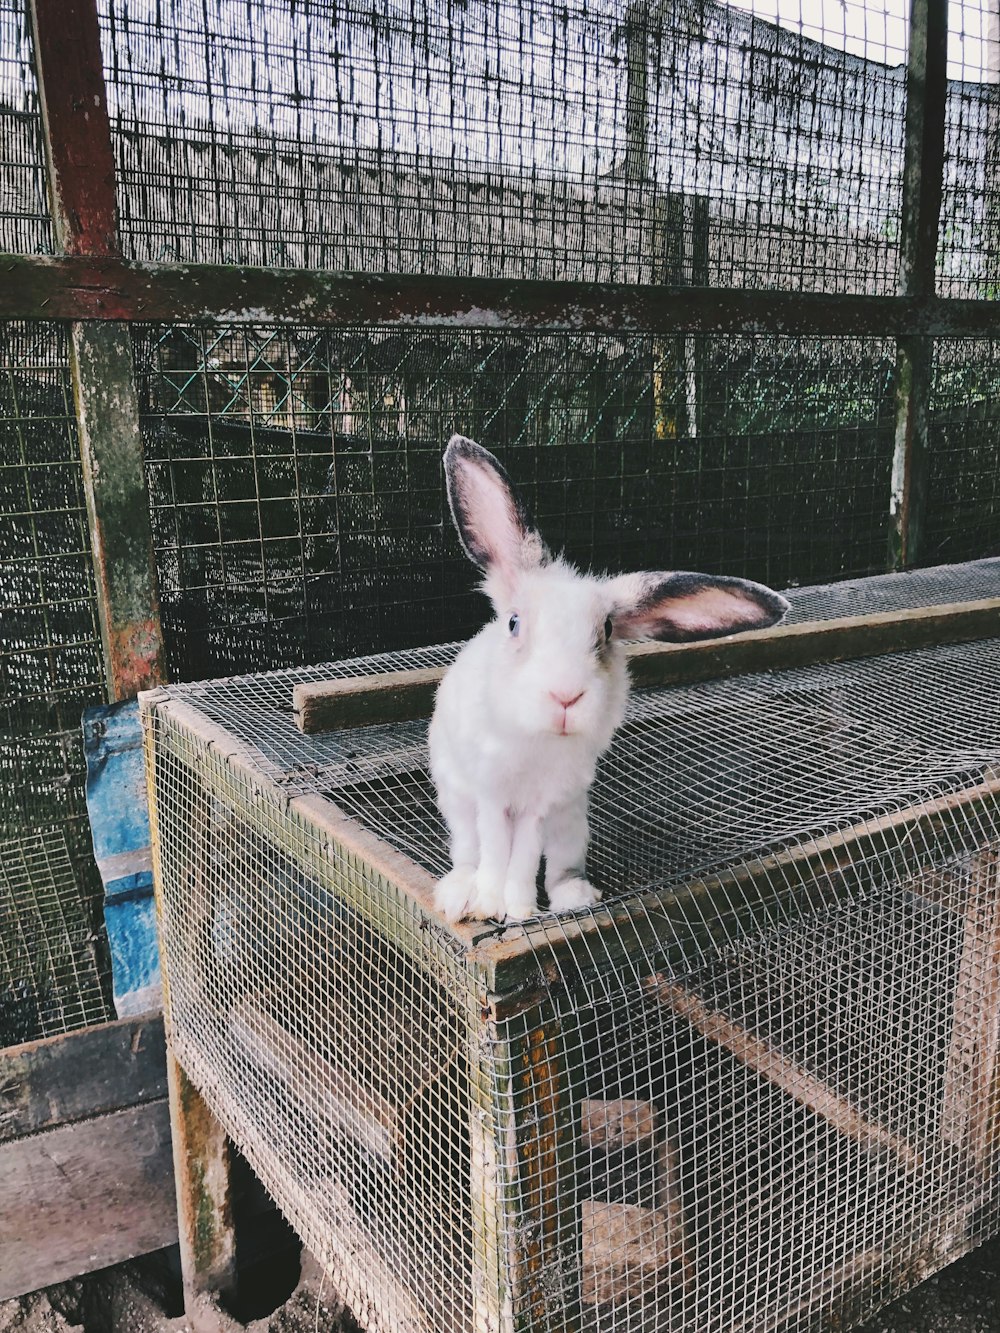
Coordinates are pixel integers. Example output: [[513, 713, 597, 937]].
[[4, 0, 1000, 1328]]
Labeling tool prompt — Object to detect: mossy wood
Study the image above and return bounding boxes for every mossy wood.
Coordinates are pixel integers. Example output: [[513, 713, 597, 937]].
[[292, 599, 1000, 734]]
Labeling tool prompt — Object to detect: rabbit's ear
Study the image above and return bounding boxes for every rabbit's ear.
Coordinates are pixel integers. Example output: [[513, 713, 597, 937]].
[[444, 436, 545, 591], [607, 571, 789, 642]]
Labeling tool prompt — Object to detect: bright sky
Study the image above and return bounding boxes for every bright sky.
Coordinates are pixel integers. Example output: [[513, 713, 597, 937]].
[[726, 0, 1000, 79]]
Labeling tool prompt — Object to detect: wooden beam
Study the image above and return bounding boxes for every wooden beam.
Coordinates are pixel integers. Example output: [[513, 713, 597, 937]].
[[71, 321, 167, 698], [27, 0, 119, 257], [166, 1050, 237, 1307], [0, 1012, 165, 1142], [645, 975, 920, 1171], [293, 598, 1000, 733], [29, 0, 166, 698], [7, 253, 1000, 336], [889, 0, 949, 570], [0, 1100, 177, 1300]]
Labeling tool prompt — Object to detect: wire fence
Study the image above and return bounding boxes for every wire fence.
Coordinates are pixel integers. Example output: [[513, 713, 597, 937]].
[[0, 321, 113, 1045], [134, 324, 899, 682], [0, 0, 51, 254], [144, 627, 1000, 1333]]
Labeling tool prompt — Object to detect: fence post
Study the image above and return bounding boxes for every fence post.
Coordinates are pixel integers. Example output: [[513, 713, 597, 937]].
[[28, 0, 166, 699], [890, 0, 949, 570]]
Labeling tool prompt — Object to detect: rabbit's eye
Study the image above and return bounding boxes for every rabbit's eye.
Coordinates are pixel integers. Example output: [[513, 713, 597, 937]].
[[604, 617, 614, 642], [508, 613, 521, 637]]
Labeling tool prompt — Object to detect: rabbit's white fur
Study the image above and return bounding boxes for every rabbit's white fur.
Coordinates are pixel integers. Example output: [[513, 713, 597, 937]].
[[429, 435, 789, 924]]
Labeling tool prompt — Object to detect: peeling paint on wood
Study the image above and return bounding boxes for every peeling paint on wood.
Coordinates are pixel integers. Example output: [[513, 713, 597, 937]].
[[4, 253, 1000, 336], [166, 1049, 237, 1301], [28, 0, 119, 256], [71, 322, 166, 698]]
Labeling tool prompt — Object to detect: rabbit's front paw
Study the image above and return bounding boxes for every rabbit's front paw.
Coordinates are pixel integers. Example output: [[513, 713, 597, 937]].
[[548, 876, 601, 913], [470, 868, 507, 921], [435, 866, 478, 922], [502, 883, 539, 923]]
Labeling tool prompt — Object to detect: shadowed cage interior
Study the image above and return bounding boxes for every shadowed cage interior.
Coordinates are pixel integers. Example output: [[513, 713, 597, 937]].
[[145, 557, 1000, 1333]]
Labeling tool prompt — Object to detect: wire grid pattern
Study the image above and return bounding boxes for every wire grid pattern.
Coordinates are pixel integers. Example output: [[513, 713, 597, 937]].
[[147, 706, 478, 1333], [134, 324, 897, 682], [924, 338, 1000, 566], [938, 0, 1000, 298], [0, 321, 112, 1046], [146, 631, 1000, 1333], [0, 0, 52, 255], [97, 0, 903, 294], [0, 827, 111, 1046]]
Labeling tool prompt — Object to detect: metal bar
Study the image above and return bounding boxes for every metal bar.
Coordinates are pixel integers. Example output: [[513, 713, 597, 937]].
[[7, 254, 1000, 336], [889, 0, 949, 569], [28, 0, 167, 699]]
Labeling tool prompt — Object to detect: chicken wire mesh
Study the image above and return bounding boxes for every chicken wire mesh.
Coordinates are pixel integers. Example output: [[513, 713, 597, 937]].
[[134, 324, 901, 682], [145, 587, 1000, 1333], [0, 322, 113, 1046], [0, 0, 52, 255], [95, 0, 910, 294]]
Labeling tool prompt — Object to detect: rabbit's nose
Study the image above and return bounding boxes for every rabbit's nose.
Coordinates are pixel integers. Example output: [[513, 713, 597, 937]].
[[551, 690, 585, 710]]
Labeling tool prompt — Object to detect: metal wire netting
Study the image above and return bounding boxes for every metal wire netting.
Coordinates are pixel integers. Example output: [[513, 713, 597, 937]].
[[0, 0, 52, 255], [134, 325, 898, 682], [96, 0, 906, 294], [938, 0, 1000, 298], [0, 321, 113, 1046], [0, 826, 110, 1045], [144, 626, 1000, 1333], [924, 338, 1000, 565]]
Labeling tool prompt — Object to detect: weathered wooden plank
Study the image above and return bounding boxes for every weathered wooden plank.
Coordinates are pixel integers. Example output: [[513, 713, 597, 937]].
[[165, 1049, 237, 1304], [293, 599, 1000, 732], [940, 848, 1000, 1166], [227, 998, 400, 1162], [71, 321, 166, 699], [293, 667, 441, 734], [645, 975, 919, 1171], [580, 1199, 684, 1307], [5, 253, 1000, 336], [0, 1099, 177, 1300], [889, 0, 948, 570], [27, 0, 119, 256], [580, 1098, 658, 1154], [0, 1013, 166, 1143]]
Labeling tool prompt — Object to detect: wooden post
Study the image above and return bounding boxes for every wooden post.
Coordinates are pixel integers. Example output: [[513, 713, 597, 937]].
[[28, 0, 166, 699], [467, 1004, 582, 1333], [940, 849, 1000, 1170], [889, 0, 949, 570], [165, 1049, 239, 1330]]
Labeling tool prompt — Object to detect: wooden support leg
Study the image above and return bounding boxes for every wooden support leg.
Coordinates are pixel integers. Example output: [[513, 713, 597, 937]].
[[470, 1006, 582, 1333], [165, 1048, 238, 1332], [941, 848, 1000, 1172]]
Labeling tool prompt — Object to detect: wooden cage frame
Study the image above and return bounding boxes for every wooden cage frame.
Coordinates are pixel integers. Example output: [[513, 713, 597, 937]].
[[5, 0, 1000, 1321]]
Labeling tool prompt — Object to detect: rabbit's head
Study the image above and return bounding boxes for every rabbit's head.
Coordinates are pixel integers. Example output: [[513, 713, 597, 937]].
[[444, 434, 789, 747]]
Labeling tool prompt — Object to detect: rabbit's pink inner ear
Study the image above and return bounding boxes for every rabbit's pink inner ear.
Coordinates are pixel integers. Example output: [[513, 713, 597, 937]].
[[609, 572, 789, 642], [447, 445, 529, 576]]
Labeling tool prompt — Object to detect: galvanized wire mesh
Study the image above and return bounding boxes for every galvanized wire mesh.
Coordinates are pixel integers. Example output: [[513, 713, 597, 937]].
[[0, 321, 113, 1046], [134, 325, 899, 682], [96, 0, 904, 294], [0, 0, 52, 255], [0, 826, 109, 1045], [939, 0, 1000, 298], [145, 620, 1000, 1333]]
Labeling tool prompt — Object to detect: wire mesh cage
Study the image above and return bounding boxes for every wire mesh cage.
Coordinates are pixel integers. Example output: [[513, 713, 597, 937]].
[[144, 562, 1000, 1333]]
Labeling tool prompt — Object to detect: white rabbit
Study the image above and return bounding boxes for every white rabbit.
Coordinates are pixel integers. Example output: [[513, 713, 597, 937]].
[[429, 435, 790, 924]]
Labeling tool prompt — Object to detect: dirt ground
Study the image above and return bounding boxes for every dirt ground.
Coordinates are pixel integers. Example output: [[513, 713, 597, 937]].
[[4, 1236, 1000, 1333]]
